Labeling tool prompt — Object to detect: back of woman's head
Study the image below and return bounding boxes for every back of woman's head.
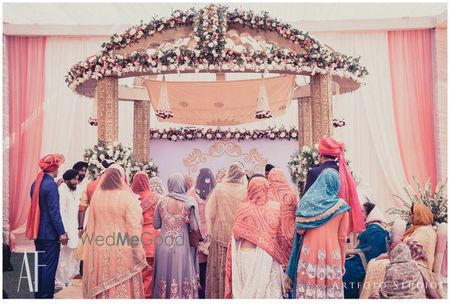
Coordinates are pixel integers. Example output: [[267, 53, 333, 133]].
[[131, 172, 151, 194], [226, 162, 245, 183], [195, 168, 217, 200], [249, 173, 266, 182], [168, 173, 186, 194], [247, 176, 270, 205], [100, 168, 124, 190]]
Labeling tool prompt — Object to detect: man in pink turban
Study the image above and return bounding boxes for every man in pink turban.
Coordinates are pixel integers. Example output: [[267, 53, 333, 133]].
[[26, 153, 69, 298], [305, 136, 364, 233]]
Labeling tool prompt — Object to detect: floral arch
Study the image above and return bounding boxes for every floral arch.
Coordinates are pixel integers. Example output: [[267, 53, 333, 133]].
[[67, 4, 368, 162]]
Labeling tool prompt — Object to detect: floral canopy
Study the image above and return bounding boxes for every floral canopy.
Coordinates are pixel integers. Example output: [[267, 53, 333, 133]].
[[66, 4, 368, 98]]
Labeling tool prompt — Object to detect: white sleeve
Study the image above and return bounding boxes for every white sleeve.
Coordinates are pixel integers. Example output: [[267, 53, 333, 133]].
[[58, 187, 69, 226]]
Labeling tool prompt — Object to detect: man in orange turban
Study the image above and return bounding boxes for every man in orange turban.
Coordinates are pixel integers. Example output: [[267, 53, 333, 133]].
[[305, 136, 365, 233], [26, 154, 68, 298]]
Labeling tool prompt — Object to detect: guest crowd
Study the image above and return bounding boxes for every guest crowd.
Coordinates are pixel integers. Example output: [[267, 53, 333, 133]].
[[24, 136, 446, 299]]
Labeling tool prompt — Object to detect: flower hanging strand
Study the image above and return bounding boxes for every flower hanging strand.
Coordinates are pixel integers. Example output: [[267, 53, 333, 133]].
[[255, 73, 273, 119], [155, 74, 174, 119]]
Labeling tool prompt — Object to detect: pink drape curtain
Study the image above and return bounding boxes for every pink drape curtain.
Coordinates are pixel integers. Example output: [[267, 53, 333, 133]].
[[388, 30, 437, 188], [7, 36, 46, 250]]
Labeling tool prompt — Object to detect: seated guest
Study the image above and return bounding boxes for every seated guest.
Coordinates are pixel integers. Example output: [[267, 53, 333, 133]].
[[370, 242, 426, 299], [343, 201, 390, 298], [406, 239, 446, 298], [360, 203, 437, 298]]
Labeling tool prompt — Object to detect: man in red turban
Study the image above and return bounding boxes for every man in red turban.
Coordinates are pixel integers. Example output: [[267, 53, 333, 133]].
[[305, 136, 365, 233], [319, 136, 364, 233], [26, 154, 68, 298]]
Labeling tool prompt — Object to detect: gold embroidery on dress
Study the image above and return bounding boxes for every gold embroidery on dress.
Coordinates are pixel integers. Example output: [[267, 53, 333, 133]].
[[182, 278, 191, 299], [170, 278, 179, 299], [159, 280, 167, 299]]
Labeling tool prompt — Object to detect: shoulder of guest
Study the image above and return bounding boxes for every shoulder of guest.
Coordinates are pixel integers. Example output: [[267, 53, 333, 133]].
[[42, 174, 57, 186], [308, 165, 322, 175]]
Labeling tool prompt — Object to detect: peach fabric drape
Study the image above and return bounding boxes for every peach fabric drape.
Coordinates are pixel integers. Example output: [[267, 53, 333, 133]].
[[388, 30, 437, 188], [7, 36, 46, 250], [145, 75, 295, 126]]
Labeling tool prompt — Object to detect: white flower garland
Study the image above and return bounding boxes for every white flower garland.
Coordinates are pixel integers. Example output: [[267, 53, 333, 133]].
[[150, 126, 298, 141], [83, 141, 159, 180]]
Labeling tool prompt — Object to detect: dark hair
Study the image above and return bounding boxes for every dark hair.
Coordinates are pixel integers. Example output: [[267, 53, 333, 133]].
[[249, 173, 266, 182], [321, 155, 336, 160], [195, 168, 217, 200], [265, 164, 275, 173], [363, 202, 376, 215], [410, 203, 415, 214], [101, 159, 115, 169]]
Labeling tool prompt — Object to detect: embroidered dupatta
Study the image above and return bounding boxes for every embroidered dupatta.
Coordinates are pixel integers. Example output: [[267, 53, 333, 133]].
[[284, 169, 349, 297]]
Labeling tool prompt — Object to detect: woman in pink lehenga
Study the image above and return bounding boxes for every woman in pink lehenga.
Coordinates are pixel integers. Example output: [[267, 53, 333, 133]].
[[82, 168, 147, 299]]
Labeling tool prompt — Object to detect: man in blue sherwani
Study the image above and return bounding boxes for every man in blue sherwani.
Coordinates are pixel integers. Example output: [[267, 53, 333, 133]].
[[26, 154, 68, 298], [304, 154, 339, 194]]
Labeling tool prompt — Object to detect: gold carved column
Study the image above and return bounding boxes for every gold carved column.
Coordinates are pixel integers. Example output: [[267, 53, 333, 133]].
[[297, 97, 313, 148], [133, 100, 150, 162], [96, 77, 119, 143], [310, 74, 333, 143]]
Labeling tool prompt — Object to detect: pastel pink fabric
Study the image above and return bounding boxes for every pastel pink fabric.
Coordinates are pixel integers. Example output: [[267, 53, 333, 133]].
[[436, 232, 448, 277], [388, 30, 437, 188], [7, 36, 46, 250], [318, 136, 365, 233]]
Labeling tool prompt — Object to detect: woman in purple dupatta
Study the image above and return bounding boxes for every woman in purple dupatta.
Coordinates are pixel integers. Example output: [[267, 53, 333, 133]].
[[151, 173, 201, 299]]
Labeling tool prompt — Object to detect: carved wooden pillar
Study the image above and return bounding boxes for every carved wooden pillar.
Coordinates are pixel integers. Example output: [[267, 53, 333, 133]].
[[133, 100, 150, 162], [297, 97, 313, 148], [96, 77, 119, 143], [310, 74, 333, 143]]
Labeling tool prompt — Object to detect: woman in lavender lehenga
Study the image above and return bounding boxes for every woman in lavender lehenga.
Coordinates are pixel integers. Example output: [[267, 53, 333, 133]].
[[151, 173, 201, 299]]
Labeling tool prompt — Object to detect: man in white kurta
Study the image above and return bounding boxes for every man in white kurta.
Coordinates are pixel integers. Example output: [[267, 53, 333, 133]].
[[55, 169, 80, 289]]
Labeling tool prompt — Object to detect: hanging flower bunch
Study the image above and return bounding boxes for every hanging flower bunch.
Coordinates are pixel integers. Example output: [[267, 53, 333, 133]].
[[66, 4, 368, 92], [83, 141, 159, 180], [150, 126, 299, 141], [288, 145, 320, 184]]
